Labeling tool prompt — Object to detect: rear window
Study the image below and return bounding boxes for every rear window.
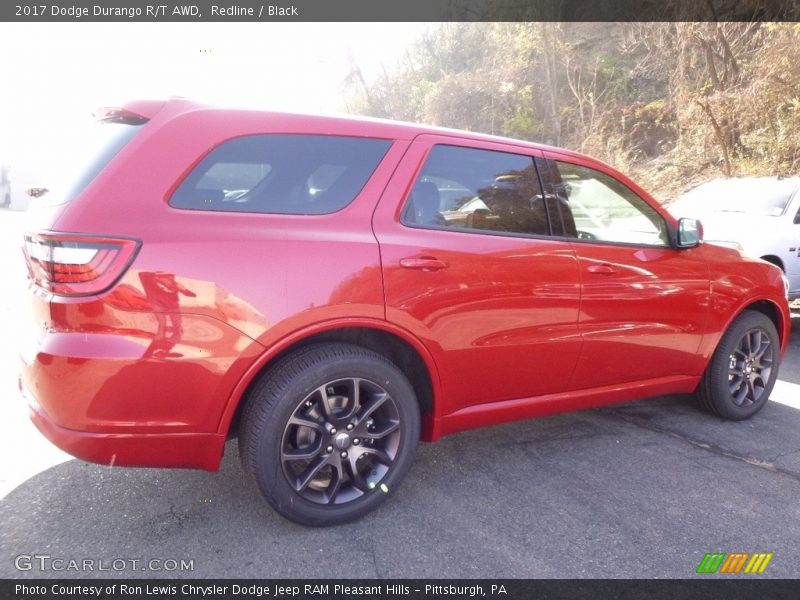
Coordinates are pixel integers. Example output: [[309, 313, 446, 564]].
[[37, 123, 144, 207], [169, 135, 391, 215]]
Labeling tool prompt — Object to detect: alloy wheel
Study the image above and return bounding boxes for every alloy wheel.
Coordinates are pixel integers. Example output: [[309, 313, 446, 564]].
[[727, 327, 774, 407], [280, 378, 402, 505]]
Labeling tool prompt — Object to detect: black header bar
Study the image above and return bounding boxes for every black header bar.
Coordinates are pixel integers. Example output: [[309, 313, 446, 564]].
[[2, 0, 800, 22]]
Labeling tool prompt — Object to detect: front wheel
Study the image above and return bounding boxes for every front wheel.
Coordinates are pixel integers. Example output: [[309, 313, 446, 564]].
[[697, 310, 780, 420], [238, 343, 420, 526]]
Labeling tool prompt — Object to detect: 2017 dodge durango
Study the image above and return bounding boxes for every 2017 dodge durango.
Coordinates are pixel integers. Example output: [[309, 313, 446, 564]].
[[20, 98, 791, 525]]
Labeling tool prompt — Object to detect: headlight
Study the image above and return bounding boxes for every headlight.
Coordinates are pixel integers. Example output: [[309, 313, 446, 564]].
[[781, 273, 790, 299], [707, 240, 744, 252]]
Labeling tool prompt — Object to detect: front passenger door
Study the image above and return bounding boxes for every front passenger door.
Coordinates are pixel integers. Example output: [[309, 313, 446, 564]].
[[540, 154, 711, 390]]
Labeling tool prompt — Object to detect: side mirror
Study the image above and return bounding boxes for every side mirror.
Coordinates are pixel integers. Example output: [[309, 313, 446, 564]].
[[677, 217, 702, 248]]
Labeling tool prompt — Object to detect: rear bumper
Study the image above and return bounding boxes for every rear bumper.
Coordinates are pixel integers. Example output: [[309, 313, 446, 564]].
[[22, 380, 225, 471], [17, 309, 264, 471]]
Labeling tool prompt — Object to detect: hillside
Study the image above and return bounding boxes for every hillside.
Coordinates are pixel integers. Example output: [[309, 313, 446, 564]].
[[344, 22, 800, 204]]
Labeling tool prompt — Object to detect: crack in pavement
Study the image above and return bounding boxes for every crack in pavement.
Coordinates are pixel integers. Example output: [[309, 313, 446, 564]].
[[369, 538, 382, 578], [597, 408, 800, 485]]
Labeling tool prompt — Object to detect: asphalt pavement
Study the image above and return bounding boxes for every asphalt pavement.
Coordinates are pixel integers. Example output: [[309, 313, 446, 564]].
[[1, 209, 798, 578]]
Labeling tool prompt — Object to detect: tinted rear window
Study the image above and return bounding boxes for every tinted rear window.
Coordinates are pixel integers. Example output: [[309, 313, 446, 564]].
[[169, 135, 391, 215], [38, 123, 144, 207], [401, 145, 550, 237]]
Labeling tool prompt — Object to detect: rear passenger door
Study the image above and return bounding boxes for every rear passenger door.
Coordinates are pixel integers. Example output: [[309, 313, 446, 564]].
[[372, 136, 582, 416]]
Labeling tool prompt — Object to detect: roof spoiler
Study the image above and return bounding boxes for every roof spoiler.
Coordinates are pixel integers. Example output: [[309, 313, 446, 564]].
[[92, 107, 150, 125]]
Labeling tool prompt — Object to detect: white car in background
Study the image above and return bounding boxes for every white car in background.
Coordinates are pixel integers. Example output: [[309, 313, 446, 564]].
[[668, 177, 800, 300]]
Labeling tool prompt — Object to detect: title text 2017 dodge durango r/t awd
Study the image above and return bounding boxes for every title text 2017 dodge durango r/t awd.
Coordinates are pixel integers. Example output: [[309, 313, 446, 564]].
[[20, 98, 791, 525]]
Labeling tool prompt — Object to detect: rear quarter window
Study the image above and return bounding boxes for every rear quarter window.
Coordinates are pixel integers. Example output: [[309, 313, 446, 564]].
[[169, 135, 391, 215]]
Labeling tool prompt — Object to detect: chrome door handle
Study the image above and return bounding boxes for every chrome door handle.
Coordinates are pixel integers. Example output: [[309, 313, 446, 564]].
[[399, 257, 448, 271], [587, 263, 617, 275]]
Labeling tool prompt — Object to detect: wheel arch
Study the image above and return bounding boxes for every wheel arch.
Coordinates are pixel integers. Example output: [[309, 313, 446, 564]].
[[218, 320, 443, 443], [760, 255, 785, 272], [708, 299, 789, 364], [740, 299, 786, 347], [696, 299, 785, 419]]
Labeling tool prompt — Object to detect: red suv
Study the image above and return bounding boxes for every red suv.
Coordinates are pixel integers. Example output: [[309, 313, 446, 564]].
[[21, 98, 791, 525]]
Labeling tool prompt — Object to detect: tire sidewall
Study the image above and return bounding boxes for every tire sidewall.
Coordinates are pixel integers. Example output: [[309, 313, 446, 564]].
[[250, 347, 420, 526], [707, 311, 780, 420]]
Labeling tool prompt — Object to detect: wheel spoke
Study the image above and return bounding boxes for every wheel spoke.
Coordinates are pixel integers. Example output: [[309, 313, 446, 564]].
[[745, 378, 757, 403], [754, 340, 771, 362], [282, 440, 322, 462], [288, 414, 324, 433], [744, 332, 754, 356], [345, 456, 369, 492], [752, 330, 763, 357], [357, 392, 389, 424], [339, 378, 361, 421], [732, 378, 749, 405], [757, 355, 773, 370], [315, 385, 335, 420], [325, 462, 344, 504], [356, 446, 393, 466], [296, 455, 329, 492], [363, 419, 400, 439]]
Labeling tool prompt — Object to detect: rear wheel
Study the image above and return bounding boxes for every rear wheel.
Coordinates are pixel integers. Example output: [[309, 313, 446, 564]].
[[697, 310, 780, 420], [239, 343, 420, 526]]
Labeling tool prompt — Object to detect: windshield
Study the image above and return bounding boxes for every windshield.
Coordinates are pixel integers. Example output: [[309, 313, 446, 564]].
[[673, 178, 799, 217], [34, 121, 144, 207]]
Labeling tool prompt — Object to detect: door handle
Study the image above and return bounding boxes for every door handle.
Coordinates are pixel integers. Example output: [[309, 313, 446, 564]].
[[399, 257, 449, 271], [587, 263, 618, 275]]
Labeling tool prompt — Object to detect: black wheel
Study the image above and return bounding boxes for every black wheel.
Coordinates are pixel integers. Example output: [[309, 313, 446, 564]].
[[697, 310, 780, 420], [238, 343, 420, 526]]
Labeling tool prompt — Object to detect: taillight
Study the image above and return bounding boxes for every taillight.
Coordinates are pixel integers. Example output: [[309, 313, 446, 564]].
[[23, 233, 140, 296]]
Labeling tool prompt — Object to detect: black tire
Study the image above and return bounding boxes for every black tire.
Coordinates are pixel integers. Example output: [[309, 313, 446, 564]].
[[238, 343, 420, 526], [697, 310, 780, 420]]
